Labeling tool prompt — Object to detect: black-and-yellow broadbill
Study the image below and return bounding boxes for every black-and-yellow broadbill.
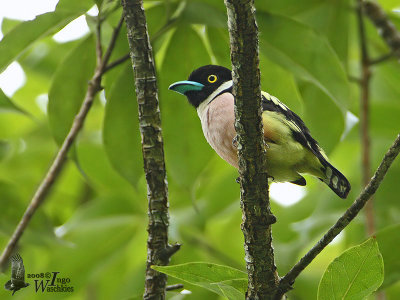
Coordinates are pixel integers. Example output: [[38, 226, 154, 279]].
[[169, 65, 350, 199]]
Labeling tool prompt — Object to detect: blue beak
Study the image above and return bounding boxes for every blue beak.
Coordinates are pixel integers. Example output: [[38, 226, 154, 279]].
[[169, 80, 204, 95]]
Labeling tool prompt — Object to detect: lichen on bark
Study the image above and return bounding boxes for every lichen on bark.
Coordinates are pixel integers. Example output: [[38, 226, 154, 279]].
[[225, 0, 279, 298], [121, 1, 178, 299]]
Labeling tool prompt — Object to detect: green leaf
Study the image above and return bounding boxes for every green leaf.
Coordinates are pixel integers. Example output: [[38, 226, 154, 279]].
[[103, 65, 142, 186], [0, 0, 93, 73], [259, 54, 304, 115], [0, 141, 10, 161], [215, 279, 247, 294], [48, 35, 96, 144], [299, 83, 345, 153], [257, 0, 322, 15], [76, 140, 135, 193], [152, 262, 247, 297], [1, 18, 21, 36], [379, 0, 400, 11], [294, 0, 350, 63], [215, 282, 245, 300], [318, 238, 384, 300], [55, 0, 93, 11], [205, 27, 231, 66], [0, 88, 26, 114], [376, 224, 400, 288], [257, 12, 350, 108], [181, 2, 227, 28]]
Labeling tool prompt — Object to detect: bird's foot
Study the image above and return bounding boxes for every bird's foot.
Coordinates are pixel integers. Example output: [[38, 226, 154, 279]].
[[232, 135, 238, 148], [267, 214, 277, 225]]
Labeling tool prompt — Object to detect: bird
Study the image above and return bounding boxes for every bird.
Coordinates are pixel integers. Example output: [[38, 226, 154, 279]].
[[4, 253, 30, 295], [169, 65, 351, 199]]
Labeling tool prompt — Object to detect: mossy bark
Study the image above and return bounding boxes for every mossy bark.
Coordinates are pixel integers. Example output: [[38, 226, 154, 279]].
[[225, 0, 279, 299], [121, 1, 178, 299]]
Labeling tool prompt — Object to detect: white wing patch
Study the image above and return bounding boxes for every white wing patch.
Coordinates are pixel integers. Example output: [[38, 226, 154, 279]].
[[262, 91, 289, 111], [261, 91, 302, 133]]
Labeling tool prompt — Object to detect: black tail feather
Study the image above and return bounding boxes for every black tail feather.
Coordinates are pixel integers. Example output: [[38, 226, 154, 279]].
[[319, 162, 351, 199]]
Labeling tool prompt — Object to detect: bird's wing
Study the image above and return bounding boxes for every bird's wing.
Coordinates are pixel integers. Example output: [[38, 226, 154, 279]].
[[261, 91, 329, 165], [11, 253, 26, 283]]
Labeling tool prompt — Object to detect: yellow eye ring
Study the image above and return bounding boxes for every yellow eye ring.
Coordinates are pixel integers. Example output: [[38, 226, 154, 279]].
[[207, 75, 218, 83]]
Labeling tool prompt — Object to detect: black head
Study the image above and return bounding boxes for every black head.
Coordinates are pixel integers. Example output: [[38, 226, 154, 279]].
[[169, 65, 232, 108]]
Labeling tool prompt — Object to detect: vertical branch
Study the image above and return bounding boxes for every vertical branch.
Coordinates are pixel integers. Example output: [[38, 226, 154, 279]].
[[120, 1, 179, 299], [357, 0, 375, 235], [224, 0, 279, 299]]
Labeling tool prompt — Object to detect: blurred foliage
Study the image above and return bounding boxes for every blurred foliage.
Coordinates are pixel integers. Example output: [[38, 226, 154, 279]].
[[0, 0, 399, 299]]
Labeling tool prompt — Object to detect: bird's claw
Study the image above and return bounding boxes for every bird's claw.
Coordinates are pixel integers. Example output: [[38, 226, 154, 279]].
[[232, 135, 238, 148]]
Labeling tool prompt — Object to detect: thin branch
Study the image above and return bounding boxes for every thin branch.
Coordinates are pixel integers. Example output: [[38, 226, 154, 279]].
[[100, 14, 125, 72], [104, 17, 178, 73], [0, 11, 125, 271], [363, 0, 400, 59], [121, 0, 176, 299], [149, 17, 177, 43], [95, 15, 103, 67], [104, 53, 130, 73], [166, 284, 184, 291], [348, 75, 362, 84], [370, 52, 394, 65], [225, 0, 278, 299], [357, 0, 375, 236], [274, 133, 400, 299]]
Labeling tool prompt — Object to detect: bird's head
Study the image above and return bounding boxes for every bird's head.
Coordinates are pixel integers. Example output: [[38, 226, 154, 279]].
[[169, 65, 232, 108]]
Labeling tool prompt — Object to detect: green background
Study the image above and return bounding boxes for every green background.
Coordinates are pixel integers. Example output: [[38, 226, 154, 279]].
[[0, 0, 399, 299]]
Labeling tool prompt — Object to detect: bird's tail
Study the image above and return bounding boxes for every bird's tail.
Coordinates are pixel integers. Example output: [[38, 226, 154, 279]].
[[319, 161, 351, 199]]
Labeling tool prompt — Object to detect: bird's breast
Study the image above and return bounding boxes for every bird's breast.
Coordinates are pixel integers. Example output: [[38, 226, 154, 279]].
[[197, 93, 238, 168]]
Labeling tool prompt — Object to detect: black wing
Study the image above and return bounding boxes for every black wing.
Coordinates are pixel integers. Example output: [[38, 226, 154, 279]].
[[261, 91, 327, 165], [261, 91, 350, 198], [11, 253, 26, 283]]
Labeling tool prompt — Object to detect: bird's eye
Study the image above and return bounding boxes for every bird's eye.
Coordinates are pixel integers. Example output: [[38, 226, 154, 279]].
[[207, 75, 218, 83]]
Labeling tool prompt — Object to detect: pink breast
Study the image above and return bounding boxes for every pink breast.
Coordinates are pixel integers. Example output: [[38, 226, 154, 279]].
[[201, 93, 238, 168]]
